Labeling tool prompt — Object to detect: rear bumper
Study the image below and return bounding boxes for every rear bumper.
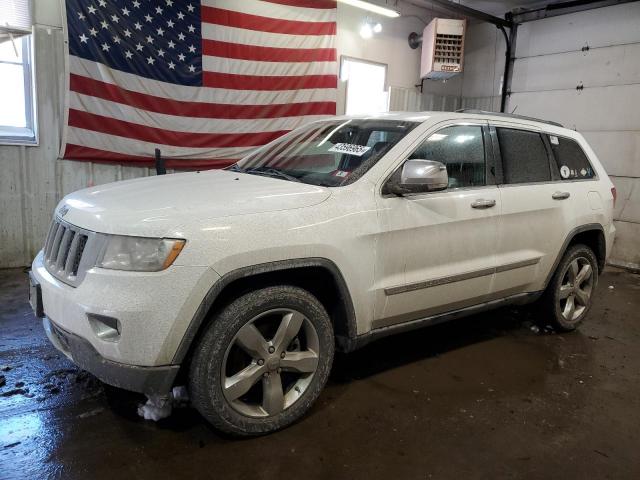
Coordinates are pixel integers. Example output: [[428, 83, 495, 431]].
[[43, 316, 178, 395]]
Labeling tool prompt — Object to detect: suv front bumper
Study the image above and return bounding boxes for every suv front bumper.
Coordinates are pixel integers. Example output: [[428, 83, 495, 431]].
[[43, 316, 178, 394], [31, 250, 218, 393]]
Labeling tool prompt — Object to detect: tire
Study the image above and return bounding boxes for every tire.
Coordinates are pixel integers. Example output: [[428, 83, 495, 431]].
[[189, 285, 334, 436], [538, 244, 598, 331]]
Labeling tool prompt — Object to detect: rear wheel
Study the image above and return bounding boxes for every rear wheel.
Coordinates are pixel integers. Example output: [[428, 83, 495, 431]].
[[539, 244, 598, 331], [189, 285, 334, 436]]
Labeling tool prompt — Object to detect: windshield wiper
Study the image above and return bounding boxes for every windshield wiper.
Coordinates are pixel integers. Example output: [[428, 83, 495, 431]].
[[243, 167, 302, 183]]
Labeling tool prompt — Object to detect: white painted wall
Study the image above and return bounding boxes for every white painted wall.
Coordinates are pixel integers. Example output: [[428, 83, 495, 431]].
[[508, 2, 640, 268], [0, 0, 430, 267], [420, 21, 505, 112], [336, 1, 427, 114]]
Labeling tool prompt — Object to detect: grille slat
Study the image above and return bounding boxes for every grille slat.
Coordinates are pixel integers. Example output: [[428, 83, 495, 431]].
[[55, 229, 73, 269], [43, 221, 57, 256], [42, 218, 92, 287], [49, 225, 66, 263], [45, 222, 62, 258]]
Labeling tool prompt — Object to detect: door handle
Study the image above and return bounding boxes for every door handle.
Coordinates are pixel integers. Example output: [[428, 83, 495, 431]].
[[471, 199, 496, 209], [552, 191, 571, 200]]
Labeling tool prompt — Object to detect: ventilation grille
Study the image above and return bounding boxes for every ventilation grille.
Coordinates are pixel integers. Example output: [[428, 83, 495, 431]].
[[433, 33, 463, 64], [420, 18, 466, 81]]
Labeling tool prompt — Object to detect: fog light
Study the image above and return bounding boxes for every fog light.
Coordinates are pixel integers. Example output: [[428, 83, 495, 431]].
[[87, 314, 121, 342]]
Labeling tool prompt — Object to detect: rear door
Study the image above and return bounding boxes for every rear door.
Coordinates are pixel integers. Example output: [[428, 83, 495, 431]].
[[545, 133, 603, 229], [492, 123, 576, 296]]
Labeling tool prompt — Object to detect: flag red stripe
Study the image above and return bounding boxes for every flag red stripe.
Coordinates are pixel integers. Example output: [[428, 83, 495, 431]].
[[64, 144, 236, 169], [68, 109, 290, 148], [70, 74, 337, 119], [203, 72, 338, 91], [202, 39, 336, 62], [201, 7, 336, 36], [261, 0, 337, 8]]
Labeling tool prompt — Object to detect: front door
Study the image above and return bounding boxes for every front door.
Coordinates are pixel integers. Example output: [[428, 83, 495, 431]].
[[373, 121, 501, 329]]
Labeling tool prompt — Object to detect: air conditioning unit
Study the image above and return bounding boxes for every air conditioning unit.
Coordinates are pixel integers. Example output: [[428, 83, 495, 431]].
[[420, 18, 466, 80]]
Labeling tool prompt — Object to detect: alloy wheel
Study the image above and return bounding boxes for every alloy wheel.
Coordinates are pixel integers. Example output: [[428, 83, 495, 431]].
[[558, 256, 594, 322], [221, 308, 320, 418]]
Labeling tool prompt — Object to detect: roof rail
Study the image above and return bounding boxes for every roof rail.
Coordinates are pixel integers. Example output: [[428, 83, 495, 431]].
[[455, 109, 564, 128]]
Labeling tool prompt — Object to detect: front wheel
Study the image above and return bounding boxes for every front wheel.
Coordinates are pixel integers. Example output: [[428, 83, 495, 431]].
[[189, 285, 334, 436], [539, 244, 598, 331]]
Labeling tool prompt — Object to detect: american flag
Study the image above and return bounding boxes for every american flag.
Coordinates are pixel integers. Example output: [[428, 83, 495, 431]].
[[62, 0, 338, 168]]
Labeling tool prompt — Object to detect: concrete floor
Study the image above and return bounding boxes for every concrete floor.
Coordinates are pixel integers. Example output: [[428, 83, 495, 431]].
[[1, 268, 639, 479]]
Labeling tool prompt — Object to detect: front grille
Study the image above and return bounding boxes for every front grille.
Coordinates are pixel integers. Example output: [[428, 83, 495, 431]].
[[43, 218, 93, 287]]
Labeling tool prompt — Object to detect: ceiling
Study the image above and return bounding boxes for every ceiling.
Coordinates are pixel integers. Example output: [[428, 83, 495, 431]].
[[450, 0, 551, 16], [399, 0, 556, 19]]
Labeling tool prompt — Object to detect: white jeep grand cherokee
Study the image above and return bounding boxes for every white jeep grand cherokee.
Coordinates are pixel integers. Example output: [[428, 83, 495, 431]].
[[30, 111, 616, 436]]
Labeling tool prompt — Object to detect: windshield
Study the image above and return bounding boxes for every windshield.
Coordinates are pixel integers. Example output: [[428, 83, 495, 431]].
[[231, 119, 419, 187]]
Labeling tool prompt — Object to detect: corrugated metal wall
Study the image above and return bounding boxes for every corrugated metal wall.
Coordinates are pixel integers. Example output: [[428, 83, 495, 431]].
[[0, 31, 154, 268], [388, 86, 422, 112]]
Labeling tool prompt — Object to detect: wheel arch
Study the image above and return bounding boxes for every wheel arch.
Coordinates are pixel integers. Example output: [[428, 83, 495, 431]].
[[543, 223, 606, 290], [172, 258, 357, 364]]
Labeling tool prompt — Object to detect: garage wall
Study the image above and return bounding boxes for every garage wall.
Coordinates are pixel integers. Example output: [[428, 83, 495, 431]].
[[508, 2, 640, 269], [336, 1, 429, 114], [420, 22, 505, 112], [0, 1, 430, 268]]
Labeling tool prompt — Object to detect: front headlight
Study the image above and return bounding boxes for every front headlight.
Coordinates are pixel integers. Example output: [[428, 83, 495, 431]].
[[97, 236, 186, 272]]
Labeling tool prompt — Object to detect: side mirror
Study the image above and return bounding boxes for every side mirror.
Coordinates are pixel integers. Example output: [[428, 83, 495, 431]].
[[386, 159, 448, 196]]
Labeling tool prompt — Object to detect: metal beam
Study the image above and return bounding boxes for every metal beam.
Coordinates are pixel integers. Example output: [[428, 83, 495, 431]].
[[511, 0, 638, 23], [406, 0, 513, 27], [499, 19, 518, 113]]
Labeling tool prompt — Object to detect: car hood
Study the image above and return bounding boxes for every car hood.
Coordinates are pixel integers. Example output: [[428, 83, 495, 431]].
[[58, 170, 331, 237]]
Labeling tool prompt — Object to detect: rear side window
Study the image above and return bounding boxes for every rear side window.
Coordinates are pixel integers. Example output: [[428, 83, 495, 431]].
[[409, 125, 486, 188], [548, 135, 596, 180], [497, 128, 550, 184]]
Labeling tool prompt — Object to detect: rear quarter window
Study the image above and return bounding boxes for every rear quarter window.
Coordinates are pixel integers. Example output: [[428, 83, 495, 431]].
[[547, 135, 596, 180]]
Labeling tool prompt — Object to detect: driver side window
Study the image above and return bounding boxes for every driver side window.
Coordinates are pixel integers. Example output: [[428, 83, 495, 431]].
[[409, 125, 486, 188]]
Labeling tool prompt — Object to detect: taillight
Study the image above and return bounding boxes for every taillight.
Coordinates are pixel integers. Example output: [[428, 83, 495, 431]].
[[611, 186, 617, 207]]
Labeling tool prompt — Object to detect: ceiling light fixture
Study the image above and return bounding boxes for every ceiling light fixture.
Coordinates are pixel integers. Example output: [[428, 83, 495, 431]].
[[338, 0, 400, 18], [359, 20, 383, 39], [359, 22, 373, 38]]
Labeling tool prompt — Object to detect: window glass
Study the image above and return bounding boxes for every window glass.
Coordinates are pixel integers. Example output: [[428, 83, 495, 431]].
[[0, 39, 24, 62], [366, 130, 402, 148], [548, 135, 595, 180], [408, 125, 485, 188], [0, 62, 26, 127], [0, 35, 36, 144], [497, 128, 550, 184], [234, 120, 418, 187], [0, 38, 27, 128], [341, 57, 387, 115]]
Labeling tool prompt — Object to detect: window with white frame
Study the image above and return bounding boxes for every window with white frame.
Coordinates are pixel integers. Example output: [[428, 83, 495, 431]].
[[340, 57, 388, 116], [0, 0, 36, 145]]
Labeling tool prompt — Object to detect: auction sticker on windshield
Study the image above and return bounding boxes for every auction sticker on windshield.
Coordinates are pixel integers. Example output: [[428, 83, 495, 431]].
[[329, 143, 371, 156]]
